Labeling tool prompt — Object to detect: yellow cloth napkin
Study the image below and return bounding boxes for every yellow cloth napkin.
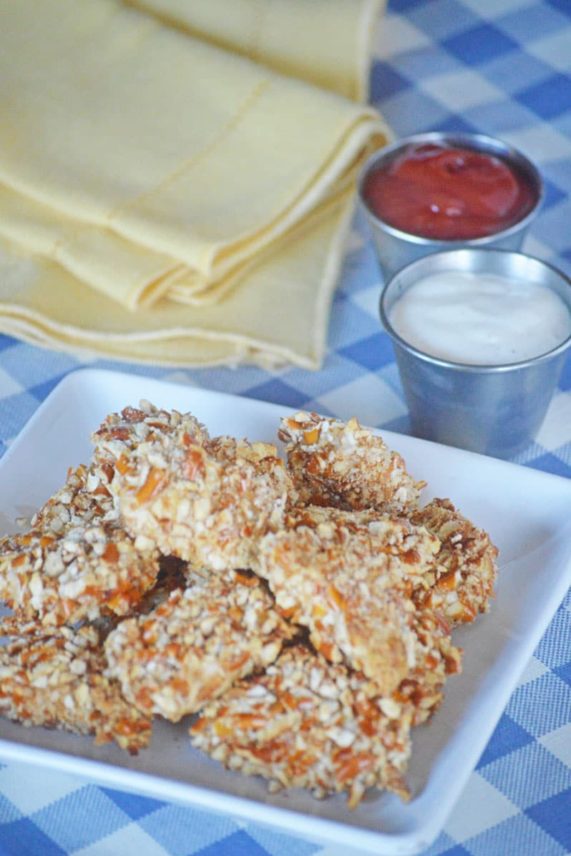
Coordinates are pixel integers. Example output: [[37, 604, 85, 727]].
[[0, 0, 389, 367], [124, 0, 386, 101], [0, 192, 355, 369]]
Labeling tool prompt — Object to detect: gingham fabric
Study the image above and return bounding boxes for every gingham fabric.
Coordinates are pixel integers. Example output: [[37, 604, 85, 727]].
[[0, 1, 570, 854]]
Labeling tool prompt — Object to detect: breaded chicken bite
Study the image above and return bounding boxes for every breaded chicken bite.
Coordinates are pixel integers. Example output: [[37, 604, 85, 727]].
[[92, 402, 290, 570], [279, 412, 422, 512], [410, 499, 498, 624], [256, 505, 442, 696], [0, 464, 160, 626], [104, 567, 295, 722], [190, 645, 414, 808], [0, 619, 152, 753]]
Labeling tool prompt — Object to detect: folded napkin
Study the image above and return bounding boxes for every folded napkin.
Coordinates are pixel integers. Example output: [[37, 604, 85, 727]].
[[125, 0, 387, 101], [0, 193, 353, 368], [0, 0, 389, 368]]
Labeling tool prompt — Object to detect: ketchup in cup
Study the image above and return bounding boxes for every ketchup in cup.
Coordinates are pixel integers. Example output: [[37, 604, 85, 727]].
[[363, 143, 537, 241]]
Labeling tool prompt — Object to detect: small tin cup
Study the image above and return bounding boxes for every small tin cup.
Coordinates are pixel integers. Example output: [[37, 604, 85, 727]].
[[380, 249, 571, 459], [359, 132, 544, 281]]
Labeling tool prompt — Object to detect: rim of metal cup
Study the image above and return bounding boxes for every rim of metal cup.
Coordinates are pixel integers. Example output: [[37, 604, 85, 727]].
[[379, 248, 571, 373], [359, 131, 544, 247]]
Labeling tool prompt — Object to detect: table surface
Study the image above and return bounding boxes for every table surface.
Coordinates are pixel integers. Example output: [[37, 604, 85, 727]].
[[0, 1, 570, 854]]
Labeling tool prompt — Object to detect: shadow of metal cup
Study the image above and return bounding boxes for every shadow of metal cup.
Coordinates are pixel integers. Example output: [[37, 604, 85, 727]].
[[380, 249, 571, 459], [359, 132, 544, 282]]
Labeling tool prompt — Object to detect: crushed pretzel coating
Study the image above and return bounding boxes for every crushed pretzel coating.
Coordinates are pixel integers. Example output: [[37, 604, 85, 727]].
[[0, 464, 160, 626], [394, 608, 462, 726], [92, 402, 290, 570], [256, 505, 441, 695], [279, 412, 422, 512], [105, 568, 295, 722], [0, 619, 152, 753], [410, 499, 498, 624], [191, 645, 413, 808], [0, 401, 495, 803]]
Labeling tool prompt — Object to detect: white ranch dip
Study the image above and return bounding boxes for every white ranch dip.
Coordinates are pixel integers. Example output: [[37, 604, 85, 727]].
[[387, 271, 571, 365]]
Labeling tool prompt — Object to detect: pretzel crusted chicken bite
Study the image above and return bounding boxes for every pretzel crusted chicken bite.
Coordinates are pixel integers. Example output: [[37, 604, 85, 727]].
[[0, 620, 152, 753], [256, 506, 443, 696], [190, 645, 413, 808], [410, 499, 498, 624], [279, 412, 422, 512], [0, 464, 160, 626], [104, 567, 295, 722], [93, 402, 290, 570]]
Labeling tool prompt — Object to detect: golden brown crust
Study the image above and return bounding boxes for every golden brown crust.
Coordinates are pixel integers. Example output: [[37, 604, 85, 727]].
[[0, 464, 160, 626], [190, 645, 413, 808], [256, 505, 442, 695], [104, 567, 295, 722], [93, 402, 290, 570], [279, 412, 422, 512], [0, 619, 152, 753], [410, 499, 498, 624], [396, 608, 462, 726]]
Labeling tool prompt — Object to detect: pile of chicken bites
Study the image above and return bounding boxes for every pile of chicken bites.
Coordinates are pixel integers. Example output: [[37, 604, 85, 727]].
[[0, 403, 498, 807]]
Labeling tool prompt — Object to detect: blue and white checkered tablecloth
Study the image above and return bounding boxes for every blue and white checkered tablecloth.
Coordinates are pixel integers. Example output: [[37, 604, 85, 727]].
[[0, 1, 570, 853]]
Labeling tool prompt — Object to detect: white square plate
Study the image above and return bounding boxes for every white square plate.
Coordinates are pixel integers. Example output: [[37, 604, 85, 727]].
[[1, 368, 570, 855]]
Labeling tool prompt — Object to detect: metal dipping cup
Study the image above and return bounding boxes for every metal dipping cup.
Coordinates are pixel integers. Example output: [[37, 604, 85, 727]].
[[359, 132, 544, 281], [380, 249, 571, 459]]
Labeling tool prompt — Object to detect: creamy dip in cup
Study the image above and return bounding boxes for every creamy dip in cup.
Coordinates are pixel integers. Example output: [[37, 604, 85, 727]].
[[387, 270, 571, 366], [380, 249, 571, 459]]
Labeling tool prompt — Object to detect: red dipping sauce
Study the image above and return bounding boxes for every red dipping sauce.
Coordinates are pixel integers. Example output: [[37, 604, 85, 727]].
[[363, 143, 537, 241]]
